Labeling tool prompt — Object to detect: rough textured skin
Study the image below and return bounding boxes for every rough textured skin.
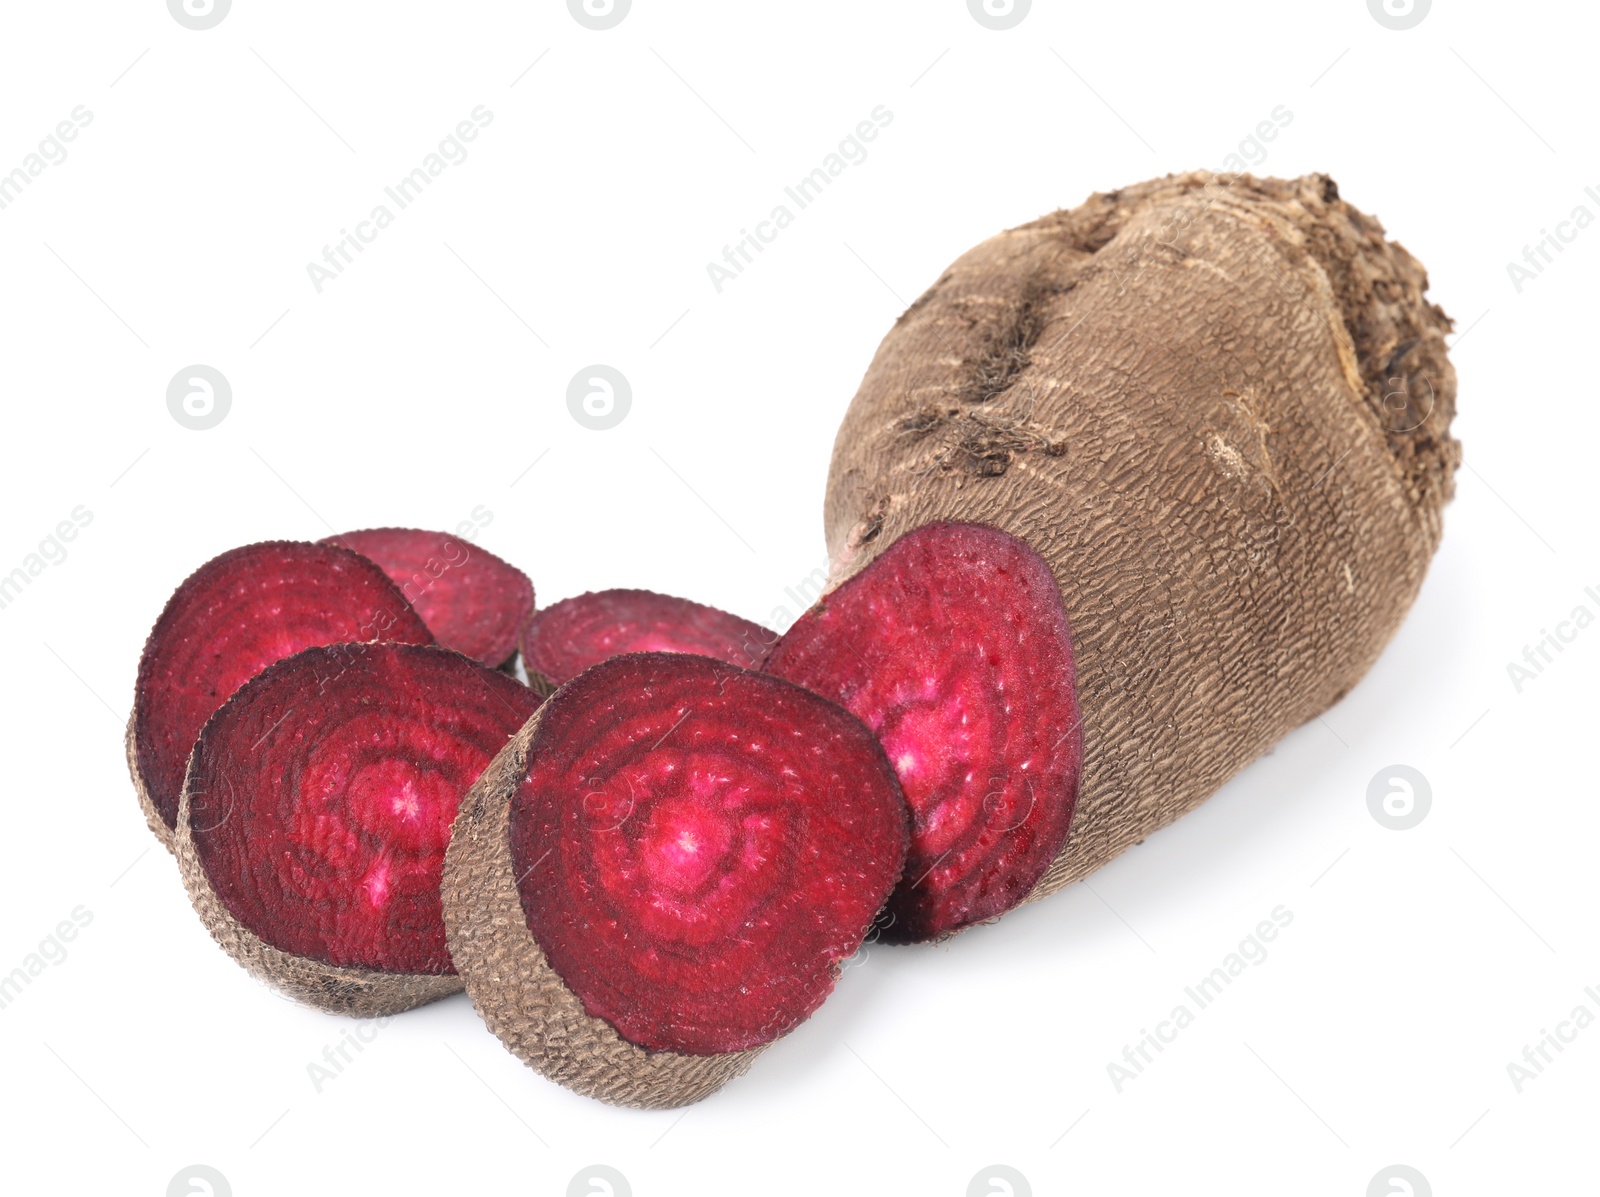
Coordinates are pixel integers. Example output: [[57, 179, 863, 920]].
[[443, 711, 762, 1109], [126, 711, 169, 848], [824, 172, 1460, 903]]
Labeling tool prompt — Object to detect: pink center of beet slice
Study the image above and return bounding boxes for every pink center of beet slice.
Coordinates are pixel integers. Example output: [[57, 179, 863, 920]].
[[521, 589, 775, 685], [322, 528, 535, 668], [509, 653, 908, 1055], [135, 541, 435, 830], [189, 643, 540, 974], [762, 521, 1081, 942]]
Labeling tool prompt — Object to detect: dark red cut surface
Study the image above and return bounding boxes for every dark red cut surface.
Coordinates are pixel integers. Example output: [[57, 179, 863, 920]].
[[190, 643, 540, 974], [322, 528, 534, 667], [135, 541, 434, 829], [763, 522, 1081, 943], [510, 653, 907, 1055], [521, 589, 775, 685]]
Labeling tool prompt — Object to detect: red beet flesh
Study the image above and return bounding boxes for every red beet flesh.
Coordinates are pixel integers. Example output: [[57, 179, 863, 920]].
[[509, 653, 907, 1054], [134, 542, 434, 830], [763, 522, 1081, 943], [521, 589, 775, 686], [190, 643, 540, 974], [323, 528, 534, 667]]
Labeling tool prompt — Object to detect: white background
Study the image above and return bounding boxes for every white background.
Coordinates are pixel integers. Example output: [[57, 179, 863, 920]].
[[1, 1, 1594, 1194]]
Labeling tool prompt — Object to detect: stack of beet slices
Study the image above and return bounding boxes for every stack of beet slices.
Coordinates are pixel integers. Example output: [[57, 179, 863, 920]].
[[129, 521, 1080, 1106]]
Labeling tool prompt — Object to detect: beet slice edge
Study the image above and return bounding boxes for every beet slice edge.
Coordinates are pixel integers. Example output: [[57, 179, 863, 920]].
[[444, 652, 908, 1107], [763, 521, 1082, 943], [175, 641, 540, 1015], [131, 540, 434, 846], [322, 527, 535, 668], [521, 589, 775, 692]]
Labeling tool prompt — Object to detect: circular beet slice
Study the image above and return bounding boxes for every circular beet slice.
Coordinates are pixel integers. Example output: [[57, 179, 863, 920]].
[[443, 653, 908, 1108], [175, 642, 540, 1015], [521, 589, 775, 690], [130, 541, 434, 845], [322, 528, 534, 668], [763, 521, 1082, 944]]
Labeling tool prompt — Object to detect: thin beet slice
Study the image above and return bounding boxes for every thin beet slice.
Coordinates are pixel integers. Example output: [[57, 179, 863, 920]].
[[176, 642, 540, 1015], [322, 528, 535, 668], [763, 521, 1081, 944], [130, 541, 434, 843], [521, 589, 774, 690], [514, 656, 903, 1053], [443, 652, 908, 1107]]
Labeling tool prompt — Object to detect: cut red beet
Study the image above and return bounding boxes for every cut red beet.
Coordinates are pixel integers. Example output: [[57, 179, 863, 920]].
[[763, 522, 1081, 943], [187, 643, 540, 978], [521, 589, 775, 688], [132, 541, 434, 834], [322, 528, 534, 668], [505, 653, 907, 1056]]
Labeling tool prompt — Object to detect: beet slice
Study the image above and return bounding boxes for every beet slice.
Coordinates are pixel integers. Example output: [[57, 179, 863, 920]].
[[521, 589, 775, 691], [321, 528, 534, 668], [762, 521, 1081, 944], [175, 642, 540, 1015], [130, 541, 434, 845], [443, 652, 908, 1107]]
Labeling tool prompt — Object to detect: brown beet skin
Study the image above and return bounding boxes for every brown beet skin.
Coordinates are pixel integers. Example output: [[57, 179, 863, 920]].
[[823, 173, 1458, 902]]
